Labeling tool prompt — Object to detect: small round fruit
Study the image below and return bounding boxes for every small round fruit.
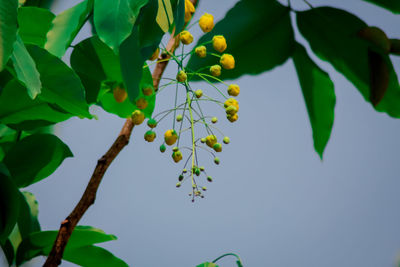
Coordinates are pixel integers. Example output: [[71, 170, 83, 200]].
[[172, 146, 179, 152], [147, 118, 157, 128], [195, 89, 203, 98], [227, 84, 240, 96], [164, 129, 178, 146], [223, 136, 230, 144], [214, 157, 220, 165], [195, 46, 207, 58], [207, 176, 213, 182], [144, 131, 156, 142], [195, 168, 201, 176], [176, 114, 183, 122], [131, 110, 145, 125], [142, 87, 154, 96], [177, 70, 187, 82], [210, 65, 221, 77], [200, 166, 205, 171], [213, 143, 222, 152], [183, 168, 187, 173], [205, 135, 217, 148], [211, 117, 218, 123], [202, 186, 207, 191], [172, 150, 183, 163], [200, 138, 206, 143], [176, 182, 181, 188], [227, 113, 238, 123], [160, 144, 166, 153], [225, 105, 238, 115], [113, 85, 127, 103], [178, 174, 184, 181], [136, 98, 148, 110]]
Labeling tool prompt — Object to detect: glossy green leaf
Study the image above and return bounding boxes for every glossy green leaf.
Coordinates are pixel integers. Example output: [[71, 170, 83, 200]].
[[0, 238, 14, 265], [0, 169, 20, 242], [45, 0, 92, 57], [361, 0, 400, 13], [94, 0, 148, 53], [26, 45, 92, 118], [71, 36, 121, 104], [10, 35, 42, 99], [17, 191, 40, 239], [296, 7, 400, 118], [292, 43, 336, 158], [3, 133, 73, 188], [0, 0, 18, 71], [187, 0, 294, 81], [63, 245, 129, 267], [156, 0, 173, 32], [196, 262, 219, 267], [173, 0, 185, 36], [17, 7, 55, 47], [120, 26, 144, 102], [99, 67, 156, 118], [0, 80, 72, 126], [16, 226, 119, 265]]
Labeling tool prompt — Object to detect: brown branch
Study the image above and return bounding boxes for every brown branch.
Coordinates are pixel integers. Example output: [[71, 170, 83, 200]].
[[43, 1, 197, 265]]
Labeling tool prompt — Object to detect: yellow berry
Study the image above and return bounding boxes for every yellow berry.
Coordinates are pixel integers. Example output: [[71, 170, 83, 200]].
[[224, 98, 239, 111], [220, 54, 235, 70], [212, 35, 227, 53], [195, 89, 203, 98], [164, 129, 178, 146], [113, 85, 127, 103], [227, 84, 240, 96], [195, 46, 207, 58], [144, 130, 156, 142], [172, 150, 183, 163], [184, 0, 195, 22], [176, 182, 181, 188], [223, 136, 230, 144], [211, 117, 218, 123], [227, 113, 238, 123], [176, 114, 183, 122], [210, 65, 221, 77], [180, 31, 193, 45], [149, 47, 159, 61], [199, 13, 214, 33], [177, 70, 187, 82], [225, 105, 237, 115], [205, 135, 217, 148], [136, 98, 148, 110], [131, 110, 145, 125], [142, 87, 154, 96], [214, 157, 220, 165]]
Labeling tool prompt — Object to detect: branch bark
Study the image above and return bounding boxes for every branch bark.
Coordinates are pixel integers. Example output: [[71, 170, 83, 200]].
[[43, 1, 197, 264]]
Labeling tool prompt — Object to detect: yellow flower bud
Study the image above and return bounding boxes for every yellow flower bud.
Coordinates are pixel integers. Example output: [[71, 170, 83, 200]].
[[205, 135, 217, 148], [227, 84, 240, 96], [180, 30, 193, 45], [131, 110, 145, 125], [224, 98, 239, 111], [149, 47, 159, 61], [195, 46, 207, 58], [225, 105, 237, 115], [144, 130, 156, 142], [164, 129, 178, 146], [184, 0, 195, 22], [210, 65, 221, 77], [135, 98, 148, 110], [177, 70, 187, 82], [113, 85, 127, 103], [199, 13, 214, 33], [220, 54, 235, 69], [212, 35, 227, 53], [142, 87, 154, 96], [227, 113, 238, 123]]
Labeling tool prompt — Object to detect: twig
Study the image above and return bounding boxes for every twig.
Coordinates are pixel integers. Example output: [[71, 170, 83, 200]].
[[43, 1, 197, 266]]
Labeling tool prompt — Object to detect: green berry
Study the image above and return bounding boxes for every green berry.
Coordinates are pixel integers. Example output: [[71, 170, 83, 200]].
[[202, 186, 207, 191], [147, 118, 157, 128], [176, 182, 181, 188], [213, 143, 222, 152], [176, 114, 183, 122], [200, 138, 206, 143], [195, 168, 201, 176], [207, 176, 213, 182], [178, 174, 184, 181], [200, 166, 205, 171], [214, 157, 220, 165], [172, 146, 179, 152], [223, 136, 230, 144], [160, 144, 166, 153], [211, 117, 218, 123]]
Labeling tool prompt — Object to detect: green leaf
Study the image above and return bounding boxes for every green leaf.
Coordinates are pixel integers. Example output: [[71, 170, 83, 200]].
[[70, 36, 121, 104], [17, 7, 55, 47], [187, 0, 294, 81], [99, 67, 156, 118], [0, 238, 14, 265], [0, 169, 20, 242], [156, 0, 173, 32], [17, 191, 40, 239], [0, 0, 18, 71], [63, 245, 129, 267], [196, 262, 219, 267], [94, 0, 148, 53], [361, 0, 400, 13], [292, 43, 336, 158], [45, 0, 93, 57], [26, 45, 92, 118], [296, 7, 400, 118], [16, 226, 119, 265], [120, 26, 144, 102], [0, 80, 72, 126], [10, 35, 42, 99], [3, 133, 73, 188], [173, 0, 185, 36]]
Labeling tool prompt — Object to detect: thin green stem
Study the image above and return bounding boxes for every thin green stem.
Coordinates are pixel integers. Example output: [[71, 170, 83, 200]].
[[212, 253, 243, 267]]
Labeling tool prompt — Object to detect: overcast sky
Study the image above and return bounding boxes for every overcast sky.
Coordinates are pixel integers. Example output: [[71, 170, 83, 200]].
[[2, 0, 400, 266]]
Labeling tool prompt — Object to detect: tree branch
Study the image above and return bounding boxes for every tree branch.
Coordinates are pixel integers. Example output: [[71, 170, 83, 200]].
[[43, 1, 197, 265]]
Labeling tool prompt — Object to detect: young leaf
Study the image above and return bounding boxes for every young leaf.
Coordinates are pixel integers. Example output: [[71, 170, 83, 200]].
[[94, 0, 148, 53], [156, 0, 174, 32], [3, 133, 73, 188], [45, 0, 93, 57], [63, 245, 129, 267], [17, 7, 55, 47], [16, 226, 119, 265], [11, 35, 42, 99], [0, 80, 72, 126], [361, 0, 400, 14], [120, 26, 144, 102], [187, 0, 294, 81], [0, 0, 18, 71], [26, 45, 92, 118], [292, 43, 336, 159], [296, 7, 400, 118], [0, 168, 20, 242]]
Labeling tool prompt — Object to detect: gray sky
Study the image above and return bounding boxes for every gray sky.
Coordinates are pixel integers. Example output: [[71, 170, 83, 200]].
[[2, 0, 400, 266]]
